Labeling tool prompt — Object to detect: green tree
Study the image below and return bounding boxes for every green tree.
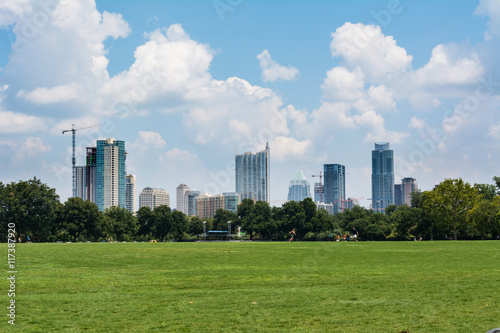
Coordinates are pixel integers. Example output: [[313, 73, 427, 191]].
[[104, 206, 137, 241], [423, 179, 479, 240], [213, 209, 238, 231], [152, 205, 172, 241], [170, 210, 188, 240], [58, 197, 102, 242], [237, 199, 258, 239], [386, 205, 420, 241], [474, 183, 497, 201], [137, 206, 154, 237], [0, 178, 60, 241]]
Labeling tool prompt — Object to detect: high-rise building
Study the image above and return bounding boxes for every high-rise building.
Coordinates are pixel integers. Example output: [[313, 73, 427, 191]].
[[223, 192, 240, 213], [287, 170, 311, 202], [85, 147, 96, 203], [324, 164, 345, 214], [371, 142, 394, 213], [186, 191, 201, 216], [345, 198, 360, 210], [96, 138, 126, 211], [394, 184, 403, 207], [235, 142, 270, 203], [196, 194, 225, 219], [75, 166, 87, 200], [126, 175, 136, 214], [402, 177, 418, 206], [139, 187, 170, 210], [314, 182, 324, 203], [176, 184, 190, 214]]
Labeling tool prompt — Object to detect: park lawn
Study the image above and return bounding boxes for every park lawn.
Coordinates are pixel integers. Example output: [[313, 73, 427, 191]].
[[2, 241, 499, 332]]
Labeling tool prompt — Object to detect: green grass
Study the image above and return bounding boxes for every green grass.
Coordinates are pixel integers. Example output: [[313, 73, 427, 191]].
[[3, 241, 500, 332]]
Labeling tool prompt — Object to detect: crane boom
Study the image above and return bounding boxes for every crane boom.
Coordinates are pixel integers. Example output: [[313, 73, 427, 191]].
[[62, 123, 100, 197]]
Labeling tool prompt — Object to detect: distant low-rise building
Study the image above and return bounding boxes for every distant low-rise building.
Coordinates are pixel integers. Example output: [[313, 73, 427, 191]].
[[139, 187, 170, 210]]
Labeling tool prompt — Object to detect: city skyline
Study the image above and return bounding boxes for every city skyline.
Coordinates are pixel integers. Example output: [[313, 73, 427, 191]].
[[1, 1, 500, 209]]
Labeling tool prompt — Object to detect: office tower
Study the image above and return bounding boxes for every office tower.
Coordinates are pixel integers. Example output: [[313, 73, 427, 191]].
[[317, 202, 334, 215], [96, 138, 126, 211], [394, 184, 403, 207], [86, 147, 96, 203], [176, 184, 190, 214], [223, 192, 240, 213], [196, 194, 225, 219], [314, 182, 324, 203], [324, 164, 346, 214], [287, 170, 311, 202], [126, 175, 136, 214], [235, 142, 270, 203], [186, 191, 201, 216], [345, 198, 360, 210], [139, 187, 170, 210], [401, 177, 418, 206], [371, 142, 394, 213], [75, 166, 87, 200]]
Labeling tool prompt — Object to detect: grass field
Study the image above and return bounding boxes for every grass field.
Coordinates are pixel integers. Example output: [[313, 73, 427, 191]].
[[3, 241, 500, 332]]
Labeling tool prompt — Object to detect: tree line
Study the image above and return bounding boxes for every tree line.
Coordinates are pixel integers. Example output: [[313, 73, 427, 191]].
[[1, 177, 500, 242]]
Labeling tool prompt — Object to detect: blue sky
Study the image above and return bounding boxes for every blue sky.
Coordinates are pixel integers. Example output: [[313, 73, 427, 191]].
[[1, 0, 500, 209]]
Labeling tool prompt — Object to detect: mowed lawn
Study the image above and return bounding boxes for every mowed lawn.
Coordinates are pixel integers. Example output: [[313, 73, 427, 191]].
[[4, 241, 500, 332]]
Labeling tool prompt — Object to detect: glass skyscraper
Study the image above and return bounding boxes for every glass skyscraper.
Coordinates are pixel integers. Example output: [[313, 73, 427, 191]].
[[96, 138, 126, 211], [126, 175, 136, 214], [324, 164, 345, 214], [287, 170, 311, 202], [235, 142, 270, 203], [371, 142, 394, 213]]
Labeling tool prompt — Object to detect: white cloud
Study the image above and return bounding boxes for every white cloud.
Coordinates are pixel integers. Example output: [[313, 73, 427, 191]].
[[475, 0, 500, 40], [129, 131, 166, 151], [164, 148, 200, 164], [257, 49, 299, 82], [270, 136, 311, 162], [321, 66, 365, 101], [0, 110, 47, 133], [17, 83, 78, 104], [330, 23, 412, 81], [17, 137, 51, 159], [409, 116, 425, 130], [354, 110, 409, 144], [414, 43, 484, 87], [488, 123, 500, 139]]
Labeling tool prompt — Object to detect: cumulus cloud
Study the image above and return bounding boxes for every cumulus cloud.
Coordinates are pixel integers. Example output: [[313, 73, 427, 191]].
[[270, 136, 311, 162], [257, 49, 299, 82], [129, 131, 166, 151], [321, 66, 365, 101], [409, 116, 426, 130], [475, 0, 500, 40], [0, 110, 47, 133], [17, 137, 51, 159], [413, 43, 484, 87], [330, 23, 412, 81]]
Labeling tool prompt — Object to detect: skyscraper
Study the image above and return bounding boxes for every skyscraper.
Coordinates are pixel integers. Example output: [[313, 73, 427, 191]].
[[223, 192, 240, 213], [314, 182, 324, 203], [235, 142, 270, 203], [176, 184, 190, 214], [371, 142, 394, 213], [324, 164, 345, 214], [96, 138, 126, 211], [139, 187, 170, 210], [402, 177, 418, 206], [287, 170, 311, 202], [186, 191, 201, 216], [126, 175, 136, 214], [75, 166, 87, 200], [394, 184, 403, 207], [85, 147, 96, 203]]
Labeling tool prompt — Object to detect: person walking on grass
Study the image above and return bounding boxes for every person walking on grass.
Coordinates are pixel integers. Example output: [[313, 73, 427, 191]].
[[289, 228, 296, 242], [353, 227, 359, 242]]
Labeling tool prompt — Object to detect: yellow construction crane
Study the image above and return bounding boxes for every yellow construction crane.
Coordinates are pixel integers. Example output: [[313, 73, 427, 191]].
[[62, 124, 100, 197]]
